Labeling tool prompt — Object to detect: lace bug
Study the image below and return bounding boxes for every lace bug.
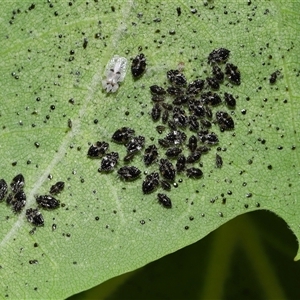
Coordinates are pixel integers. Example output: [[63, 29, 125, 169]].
[[102, 55, 127, 93]]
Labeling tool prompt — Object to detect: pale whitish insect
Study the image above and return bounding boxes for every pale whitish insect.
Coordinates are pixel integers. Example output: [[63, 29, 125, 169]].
[[102, 55, 127, 93]]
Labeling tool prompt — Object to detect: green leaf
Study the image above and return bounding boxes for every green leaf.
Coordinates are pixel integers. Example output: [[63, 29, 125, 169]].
[[0, 1, 299, 299]]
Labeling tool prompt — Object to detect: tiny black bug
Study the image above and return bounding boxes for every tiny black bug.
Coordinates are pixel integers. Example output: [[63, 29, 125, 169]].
[[162, 110, 169, 124], [160, 180, 171, 191], [158, 138, 171, 148], [205, 132, 219, 145], [152, 94, 165, 102], [167, 86, 184, 96], [36, 195, 60, 209], [269, 70, 281, 84], [206, 77, 220, 90], [197, 146, 211, 154], [83, 37, 88, 49], [6, 193, 13, 205], [117, 166, 141, 181], [159, 159, 176, 181], [161, 103, 173, 111], [165, 130, 187, 145], [0, 179, 8, 201], [224, 92, 236, 108], [186, 151, 201, 164], [131, 53, 146, 78], [212, 65, 224, 82], [126, 136, 145, 153], [216, 154, 223, 168], [165, 147, 182, 158], [26, 208, 44, 226], [150, 85, 166, 95], [50, 181, 65, 195], [200, 119, 212, 128], [225, 63, 241, 85], [167, 120, 177, 130], [157, 193, 172, 208], [208, 48, 230, 64], [87, 141, 109, 158], [173, 108, 188, 127], [10, 174, 25, 193], [151, 103, 162, 121], [143, 144, 158, 166], [167, 69, 187, 86], [186, 167, 203, 179], [188, 135, 198, 152], [112, 127, 135, 144], [186, 79, 205, 95], [188, 115, 200, 131], [142, 172, 160, 194], [123, 152, 136, 163], [205, 106, 213, 119], [99, 152, 119, 172], [216, 111, 235, 131], [198, 131, 219, 144], [176, 154, 186, 173], [11, 190, 26, 213], [172, 95, 189, 106], [189, 100, 205, 117], [202, 92, 222, 106]]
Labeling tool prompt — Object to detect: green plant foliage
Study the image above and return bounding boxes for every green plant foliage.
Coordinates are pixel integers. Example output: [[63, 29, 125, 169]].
[[0, 1, 299, 299]]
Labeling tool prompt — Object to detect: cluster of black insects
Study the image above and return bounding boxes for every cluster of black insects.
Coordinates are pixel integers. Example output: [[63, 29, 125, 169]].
[[0, 174, 64, 226], [88, 48, 240, 208]]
